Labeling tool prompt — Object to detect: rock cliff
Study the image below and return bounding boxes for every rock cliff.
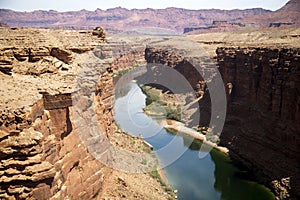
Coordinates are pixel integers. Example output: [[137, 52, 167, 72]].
[[0, 28, 110, 199], [0, 28, 172, 199], [0, 75, 115, 199], [217, 47, 300, 199], [144, 36, 300, 199]]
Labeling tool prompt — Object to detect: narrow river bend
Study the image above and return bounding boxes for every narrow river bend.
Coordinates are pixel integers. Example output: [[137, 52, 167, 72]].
[[115, 82, 275, 200]]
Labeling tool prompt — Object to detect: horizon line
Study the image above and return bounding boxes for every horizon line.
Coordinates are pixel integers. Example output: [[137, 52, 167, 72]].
[[0, 6, 273, 13]]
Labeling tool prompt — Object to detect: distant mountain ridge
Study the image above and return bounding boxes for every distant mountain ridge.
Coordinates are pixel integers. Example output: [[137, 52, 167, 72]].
[[276, 0, 300, 12], [0, 0, 299, 33], [241, 0, 300, 28], [0, 7, 270, 33]]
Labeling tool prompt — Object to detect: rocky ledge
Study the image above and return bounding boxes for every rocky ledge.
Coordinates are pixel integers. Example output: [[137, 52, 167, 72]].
[[0, 28, 173, 200]]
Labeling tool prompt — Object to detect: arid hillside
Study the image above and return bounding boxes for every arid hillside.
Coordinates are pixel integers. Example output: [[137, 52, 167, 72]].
[[0, 7, 269, 33], [241, 0, 300, 28]]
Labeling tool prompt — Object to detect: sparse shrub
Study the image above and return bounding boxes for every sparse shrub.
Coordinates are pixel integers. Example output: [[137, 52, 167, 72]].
[[205, 132, 220, 144], [141, 86, 160, 105], [165, 105, 181, 121]]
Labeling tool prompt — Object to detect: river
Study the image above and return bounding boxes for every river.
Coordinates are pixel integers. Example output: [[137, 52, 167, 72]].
[[114, 82, 275, 200]]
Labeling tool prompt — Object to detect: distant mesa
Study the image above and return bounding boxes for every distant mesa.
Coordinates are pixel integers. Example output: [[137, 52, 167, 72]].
[[0, 7, 270, 34], [269, 22, 295, 28], [241, 0, 300, 29], [0, 0, 298, 34], [184, 0, 300, 34], [183, 20, 249, 34]]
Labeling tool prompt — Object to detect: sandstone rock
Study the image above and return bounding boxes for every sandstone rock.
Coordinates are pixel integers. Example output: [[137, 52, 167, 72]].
[[68, 46, 93, 54], [29, 47, 50, 62], [92, 26, 106, 41], [0, 65, 13, 75], [0, 49, 14, 74], [31, 183, 51, 200], [0, 56, 13, 65], [0, 128, 42, 149], [7, 186, 30, 195], [50, 48, 73, 64], [145, 45, 300, 199], [60, 63, 69, 71], [216, 47, 300, 198], [0, 49, 14, 65], [0, 28, 112, 200], [0, 28, 170, 200], [1, 154, 42, 168], [13, 48, 29, 61], [0, 130, 9, 140], [26, 60, 58, 75]]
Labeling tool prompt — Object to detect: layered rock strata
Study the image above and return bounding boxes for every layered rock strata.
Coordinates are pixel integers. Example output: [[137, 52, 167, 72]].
[[144, 44, 300, 199], [0, 28, 104, 199], [217, 47, 300, 199], [0, 28, 154, 199]]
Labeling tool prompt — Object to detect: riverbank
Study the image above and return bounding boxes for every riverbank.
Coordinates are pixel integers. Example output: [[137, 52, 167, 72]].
[[163, 120, 229, 154], [99, 123, 177, 199], [143, 37, 300, 199], [141, 85, 229, 155], [115, 81, 276, 200]]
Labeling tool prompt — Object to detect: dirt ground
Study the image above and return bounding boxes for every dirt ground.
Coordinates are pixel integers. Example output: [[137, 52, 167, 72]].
[[101, 131, 175, 200]]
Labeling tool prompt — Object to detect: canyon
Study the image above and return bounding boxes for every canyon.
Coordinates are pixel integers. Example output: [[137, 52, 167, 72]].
[[0, 27, 176, 199], [1, 26, 299, 199], [0, 1, 299, 198], [143, 29, 300, 199]]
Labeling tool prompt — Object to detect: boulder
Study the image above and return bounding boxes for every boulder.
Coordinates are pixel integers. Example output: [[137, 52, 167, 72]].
[[92, 26, 106, 41], [50, 48, 73, 64]]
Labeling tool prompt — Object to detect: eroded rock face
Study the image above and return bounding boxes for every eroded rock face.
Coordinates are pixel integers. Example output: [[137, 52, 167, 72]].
[[0, 28, 148, 199], [216, 47, 300, 199], [92, 26, 106, 42], [144, 45, 300, 199], [50, 48, 73, 64], [0, 96, 107, 199]]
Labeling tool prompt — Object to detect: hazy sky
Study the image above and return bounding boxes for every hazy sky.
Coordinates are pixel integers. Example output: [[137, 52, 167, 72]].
[[0, 0, 289, 12]]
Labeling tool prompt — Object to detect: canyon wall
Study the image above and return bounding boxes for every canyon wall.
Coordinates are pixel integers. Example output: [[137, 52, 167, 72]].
[[0, 28, 146, 199], [144, 45, 300, 199], [145, 47, 213, 126], [217, 47, 300, 199], [1, 26, 299, 199], [0, 95, 108, 199]]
